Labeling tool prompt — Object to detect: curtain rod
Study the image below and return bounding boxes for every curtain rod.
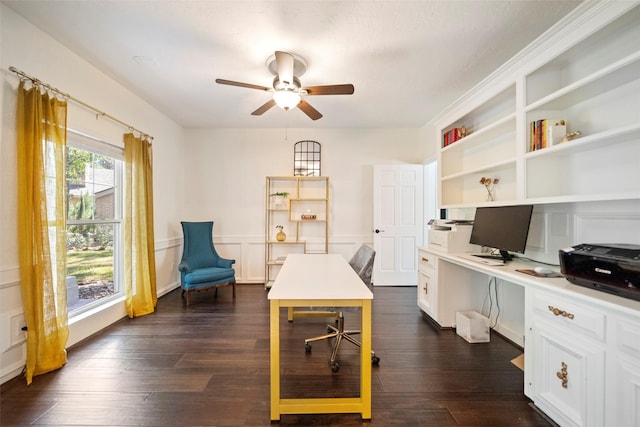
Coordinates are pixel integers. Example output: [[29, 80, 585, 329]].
[[9, 66, 153, 141]]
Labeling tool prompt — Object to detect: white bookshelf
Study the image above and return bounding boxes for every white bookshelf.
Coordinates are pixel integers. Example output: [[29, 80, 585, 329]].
[[436, 2, 640, 209]]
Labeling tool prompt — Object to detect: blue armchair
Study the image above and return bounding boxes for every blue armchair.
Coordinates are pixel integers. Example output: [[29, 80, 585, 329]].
[[178, 221, 236, 305]]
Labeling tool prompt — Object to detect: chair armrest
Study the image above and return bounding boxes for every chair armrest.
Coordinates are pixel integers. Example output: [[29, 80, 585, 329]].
[[178, 261, 191, 273], [217, 257, 236, 269]]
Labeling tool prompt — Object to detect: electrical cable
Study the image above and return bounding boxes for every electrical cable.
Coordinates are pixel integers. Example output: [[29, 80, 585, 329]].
[[513, 255, 560, 267], [491, 277, 501, 329]]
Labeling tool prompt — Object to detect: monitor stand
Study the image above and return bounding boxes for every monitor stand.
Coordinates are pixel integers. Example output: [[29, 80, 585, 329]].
[[474, 250, 513, 263], [499, 250, 513, 262]]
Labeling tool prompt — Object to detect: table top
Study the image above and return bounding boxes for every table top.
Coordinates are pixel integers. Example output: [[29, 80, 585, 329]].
[[268, 254, 374, 301]]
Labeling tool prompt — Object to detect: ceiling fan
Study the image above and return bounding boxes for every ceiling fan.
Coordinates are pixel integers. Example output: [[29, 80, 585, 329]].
[[215, 51, 354, 121]]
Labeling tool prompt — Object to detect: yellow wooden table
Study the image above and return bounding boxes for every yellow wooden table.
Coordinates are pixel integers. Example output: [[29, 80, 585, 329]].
[[268, 254, 374, 421]]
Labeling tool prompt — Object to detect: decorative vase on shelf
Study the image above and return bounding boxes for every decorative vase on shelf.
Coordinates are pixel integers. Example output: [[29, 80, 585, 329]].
[[479, 177, 499, 202], [275, 226, 286, 242]]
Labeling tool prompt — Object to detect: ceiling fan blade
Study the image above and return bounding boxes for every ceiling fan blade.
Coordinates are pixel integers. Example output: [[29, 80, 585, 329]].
[[251, 99, 277, 116], [298, 99, 323, 120], [215, 78, 270, 91], [303, 84, 355, 96], [275, 51, 295, 86]]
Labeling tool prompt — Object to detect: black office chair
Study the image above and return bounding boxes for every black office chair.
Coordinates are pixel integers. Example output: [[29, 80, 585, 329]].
[[304, 244, 380, 372]]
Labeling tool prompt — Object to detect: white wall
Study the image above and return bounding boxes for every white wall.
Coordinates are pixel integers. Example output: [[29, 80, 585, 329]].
[[183, 127, 422, 281], [0, 4, 186, 383]]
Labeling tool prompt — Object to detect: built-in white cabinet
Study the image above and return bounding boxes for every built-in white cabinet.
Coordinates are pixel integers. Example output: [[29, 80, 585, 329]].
[[264, 176, 329, 289], [425, 4, 640, 426], [435, 2, 640, 209], [526, 287, 640, 427], [415, 247, 493, 330], [416, 247, 640, 427]]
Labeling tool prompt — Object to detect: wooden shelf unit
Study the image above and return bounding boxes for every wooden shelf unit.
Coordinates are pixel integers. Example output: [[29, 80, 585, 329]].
[[264, 176, 329, 289]]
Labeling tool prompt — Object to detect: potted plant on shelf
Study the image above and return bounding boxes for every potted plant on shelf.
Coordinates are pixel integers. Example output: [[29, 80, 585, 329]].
[[275, 225, 286, 242], [270, 192, 290, 209]]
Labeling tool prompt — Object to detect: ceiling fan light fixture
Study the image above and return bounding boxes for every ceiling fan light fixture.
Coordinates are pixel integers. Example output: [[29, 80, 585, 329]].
[[215, 50, 354, 120], [273, 90, 301, 110]]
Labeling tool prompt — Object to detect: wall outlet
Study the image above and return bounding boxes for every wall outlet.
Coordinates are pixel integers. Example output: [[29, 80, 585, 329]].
[[1, 311, 27, 352], [10, 313, 26, 346]]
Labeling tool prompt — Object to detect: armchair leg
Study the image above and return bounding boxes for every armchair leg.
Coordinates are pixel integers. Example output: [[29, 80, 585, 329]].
[[182, 289, 191, 306], [181, 281, 235, 306]]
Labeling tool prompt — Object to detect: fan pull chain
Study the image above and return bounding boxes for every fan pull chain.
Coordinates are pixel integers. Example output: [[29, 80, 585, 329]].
[[284, 113, 289, 141]]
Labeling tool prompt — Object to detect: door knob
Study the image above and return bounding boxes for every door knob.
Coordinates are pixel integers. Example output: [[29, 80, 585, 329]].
[[375, 229, 384, 233]]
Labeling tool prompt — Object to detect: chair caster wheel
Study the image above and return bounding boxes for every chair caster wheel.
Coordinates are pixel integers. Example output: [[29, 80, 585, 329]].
[[372, 355, 380, 365], [331, 362, 340, 372], [305, 343, 312, 352]]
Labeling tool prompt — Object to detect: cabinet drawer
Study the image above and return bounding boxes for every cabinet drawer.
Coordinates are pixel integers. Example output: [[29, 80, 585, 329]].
[[533, 290, 606, 342], [418, 251, 437, 272]]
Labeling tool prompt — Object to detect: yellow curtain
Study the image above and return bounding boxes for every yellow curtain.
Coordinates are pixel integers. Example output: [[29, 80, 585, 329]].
[[124, 133, 157, 317], [16, 81, 69, 385]]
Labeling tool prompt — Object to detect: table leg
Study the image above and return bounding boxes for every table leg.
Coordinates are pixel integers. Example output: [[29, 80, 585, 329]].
[[270, 300, 281, 421], [361, 299, 372, 419]]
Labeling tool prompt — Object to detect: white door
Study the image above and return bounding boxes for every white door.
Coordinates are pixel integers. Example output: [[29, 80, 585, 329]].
[[373, 165, 423, 286]]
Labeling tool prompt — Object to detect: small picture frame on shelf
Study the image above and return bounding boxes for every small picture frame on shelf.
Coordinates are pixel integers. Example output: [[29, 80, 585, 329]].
[[548, 120, 566, 146]]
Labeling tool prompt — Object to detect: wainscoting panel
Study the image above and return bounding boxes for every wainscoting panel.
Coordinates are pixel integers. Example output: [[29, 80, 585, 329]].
[[575, 213, 640, 245]]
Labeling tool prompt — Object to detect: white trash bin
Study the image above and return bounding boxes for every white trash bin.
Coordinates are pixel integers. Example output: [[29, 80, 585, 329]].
[[456, 311, 490, 343]]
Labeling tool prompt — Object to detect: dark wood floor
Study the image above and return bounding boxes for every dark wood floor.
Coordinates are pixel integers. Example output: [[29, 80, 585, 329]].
[[1, 284, 552, 426]]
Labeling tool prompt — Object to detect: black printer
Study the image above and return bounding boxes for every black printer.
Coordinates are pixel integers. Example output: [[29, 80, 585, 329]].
[[559, 244, 640, 302]]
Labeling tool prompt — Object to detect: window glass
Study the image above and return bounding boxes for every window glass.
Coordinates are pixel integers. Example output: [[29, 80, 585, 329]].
[[66, 132, 123, 315]]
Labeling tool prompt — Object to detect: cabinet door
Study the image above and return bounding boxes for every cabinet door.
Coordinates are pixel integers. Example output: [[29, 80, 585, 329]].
[[609, 356, 640, 427], [417, 267, 436, 318], [608, 316, 640, 427], [531, 319, 605, 427], [417, 250, 438, 320]]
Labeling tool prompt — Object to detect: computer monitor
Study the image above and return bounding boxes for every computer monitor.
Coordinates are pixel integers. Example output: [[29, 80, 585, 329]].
[[469, 205, 534, 262]]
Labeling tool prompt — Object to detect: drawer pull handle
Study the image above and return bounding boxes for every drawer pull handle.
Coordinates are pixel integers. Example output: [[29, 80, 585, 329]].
[[556, 362, 568, 388], [423, 284, 428, 295], [421, 257, 429, 262], [548, 305, 575, 320]]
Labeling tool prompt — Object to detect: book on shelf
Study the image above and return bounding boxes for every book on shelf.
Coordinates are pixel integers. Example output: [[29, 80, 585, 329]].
[[442, 127, 467, 147], [529, 119, 566, 152]]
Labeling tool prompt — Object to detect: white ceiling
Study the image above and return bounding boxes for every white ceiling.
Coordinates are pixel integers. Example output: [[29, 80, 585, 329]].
[[4, 0, 582, 129]]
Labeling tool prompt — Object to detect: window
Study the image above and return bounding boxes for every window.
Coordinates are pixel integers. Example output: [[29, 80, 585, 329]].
[[65, 131, 123, 315]]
